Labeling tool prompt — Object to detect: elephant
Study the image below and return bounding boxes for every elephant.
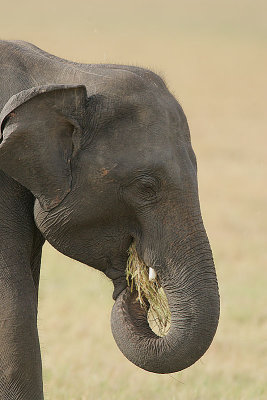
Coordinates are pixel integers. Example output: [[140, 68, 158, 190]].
[[0, 40, 220, 399]]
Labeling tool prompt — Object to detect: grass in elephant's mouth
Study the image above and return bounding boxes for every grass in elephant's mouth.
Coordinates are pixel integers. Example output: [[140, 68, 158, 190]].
[[126, 242, 171, 336]]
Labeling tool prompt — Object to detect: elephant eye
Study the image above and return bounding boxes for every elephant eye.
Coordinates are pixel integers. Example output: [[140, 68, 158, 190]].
[[125, 175, 161, 205], [136, 179, 157, 196], [119, 172, 162, 208]]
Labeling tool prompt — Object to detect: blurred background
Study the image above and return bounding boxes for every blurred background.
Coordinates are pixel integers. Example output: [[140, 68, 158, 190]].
[[1, 0, 266, 399]]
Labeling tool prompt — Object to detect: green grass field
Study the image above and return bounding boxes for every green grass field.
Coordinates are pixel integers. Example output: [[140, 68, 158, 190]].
[[2, 0, 267, 398]]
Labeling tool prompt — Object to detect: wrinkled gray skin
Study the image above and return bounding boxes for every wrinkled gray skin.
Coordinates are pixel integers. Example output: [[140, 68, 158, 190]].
[[0, 40, 220, 399]]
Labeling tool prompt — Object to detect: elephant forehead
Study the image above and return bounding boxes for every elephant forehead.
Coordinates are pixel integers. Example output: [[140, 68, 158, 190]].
[[94, 119, 189, 165], [89, 106, 183, 154], [82, 121, 192, 181]]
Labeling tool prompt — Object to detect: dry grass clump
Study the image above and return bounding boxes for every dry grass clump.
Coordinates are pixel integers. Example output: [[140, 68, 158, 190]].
[[126, 242, 171, 336]]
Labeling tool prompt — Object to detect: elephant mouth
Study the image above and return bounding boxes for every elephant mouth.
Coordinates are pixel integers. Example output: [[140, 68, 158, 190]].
[[110, 241, 171, 336], [126, 243, 171, 337]]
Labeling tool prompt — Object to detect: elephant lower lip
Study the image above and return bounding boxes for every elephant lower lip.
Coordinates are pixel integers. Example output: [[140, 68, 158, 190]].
[[112, 278, 127, 300], [104, 267, 127, 300]]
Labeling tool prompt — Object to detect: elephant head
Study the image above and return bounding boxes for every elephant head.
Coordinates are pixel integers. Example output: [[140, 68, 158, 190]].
[[0, 73, 219, 373]]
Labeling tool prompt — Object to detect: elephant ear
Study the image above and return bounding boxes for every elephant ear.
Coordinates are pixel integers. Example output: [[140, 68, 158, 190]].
[[0, 85, 88, 211]]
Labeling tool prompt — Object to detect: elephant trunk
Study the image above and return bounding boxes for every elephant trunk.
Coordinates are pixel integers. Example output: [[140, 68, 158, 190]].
[[111, 229, 220, 373]]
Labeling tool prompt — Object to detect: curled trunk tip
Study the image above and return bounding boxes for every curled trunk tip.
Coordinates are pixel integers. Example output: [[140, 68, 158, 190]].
[[111, 255, 220, 373]]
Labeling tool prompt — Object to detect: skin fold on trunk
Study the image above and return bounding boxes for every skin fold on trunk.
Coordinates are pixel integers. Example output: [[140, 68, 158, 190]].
[[111, 231, 220, 374]]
